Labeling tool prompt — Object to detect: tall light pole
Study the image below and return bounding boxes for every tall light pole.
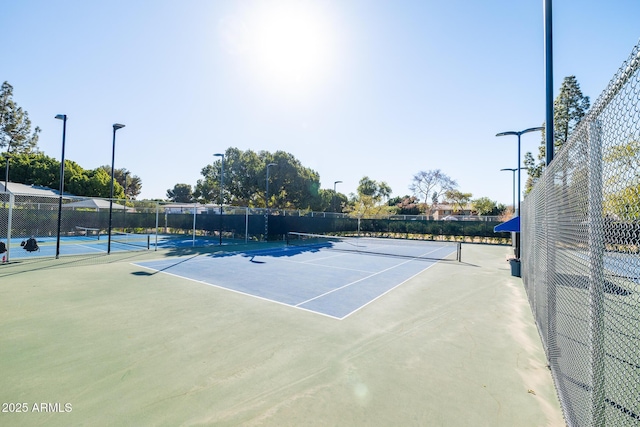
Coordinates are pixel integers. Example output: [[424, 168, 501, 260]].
[[214, 153, 225, 245], [544, 0, 555, 167], [264, 163, 277, 240], [55, 114, 67, 259], [500, 168, 517, 217], [108, 123, 125, 254], [496, 127, 543, 259], [333, 180, 342, 212]]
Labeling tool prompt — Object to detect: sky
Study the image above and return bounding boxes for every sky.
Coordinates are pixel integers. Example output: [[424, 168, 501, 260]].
[[2, 0, 639, 206]]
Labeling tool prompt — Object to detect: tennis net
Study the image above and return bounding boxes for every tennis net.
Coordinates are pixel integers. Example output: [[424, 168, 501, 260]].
[[111, 231, 151, 250], [286, 232, 461, 261], [74, 226, 101, 240]]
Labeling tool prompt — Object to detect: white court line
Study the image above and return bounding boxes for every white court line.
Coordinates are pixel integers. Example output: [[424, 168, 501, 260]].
[[73, 243, 106, 252], [337, 260, 441, 319], [134, 263, 344, 320], [277, 254, 378, 274], [294, 245, 448, 307], [297, 252, 350, 263]]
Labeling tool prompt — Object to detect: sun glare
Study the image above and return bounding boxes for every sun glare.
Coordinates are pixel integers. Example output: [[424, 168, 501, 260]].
[[221, 1, 339, 99]]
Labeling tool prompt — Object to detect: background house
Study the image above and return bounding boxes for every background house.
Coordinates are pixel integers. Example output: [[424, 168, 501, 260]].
[[431, 203, 473, 220]]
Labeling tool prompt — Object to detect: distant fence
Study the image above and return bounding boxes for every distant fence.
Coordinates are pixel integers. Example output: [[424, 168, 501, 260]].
[[0, 194, 509, 261], [521, 41, 640, 426]]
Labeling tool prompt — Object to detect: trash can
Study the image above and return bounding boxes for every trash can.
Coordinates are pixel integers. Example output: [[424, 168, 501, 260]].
[[509, 259, 521, 277]]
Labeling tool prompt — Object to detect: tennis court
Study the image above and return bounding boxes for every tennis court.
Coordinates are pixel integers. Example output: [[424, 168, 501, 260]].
[[134, 235, 460, 319], [0, 242, 562, 426]]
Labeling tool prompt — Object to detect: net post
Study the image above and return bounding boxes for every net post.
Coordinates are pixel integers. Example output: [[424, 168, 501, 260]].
[[456, 242, 461, 262], [154, 202, 159, 251], [192, 202, 197, 247]]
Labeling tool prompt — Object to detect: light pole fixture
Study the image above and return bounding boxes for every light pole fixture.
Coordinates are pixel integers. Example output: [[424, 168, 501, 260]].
[[264, 163, 277, 240], [496, 127, 543, 259], [214, 153, 225, 245], [333, 180, 342, 212], [500, 168, 517, 217], [54, 114, 67, 259], [496, 127, 544, 217], [108, 123, 125, 254]]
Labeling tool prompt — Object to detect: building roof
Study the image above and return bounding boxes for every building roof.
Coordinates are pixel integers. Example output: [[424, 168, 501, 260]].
[[0, 181, 62, 197], [63, 198, 129, 211]]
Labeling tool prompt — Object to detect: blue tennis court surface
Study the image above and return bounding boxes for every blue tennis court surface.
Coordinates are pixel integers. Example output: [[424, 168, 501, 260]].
[[134, 241, 458, 319], [3, 234, 228, 260]]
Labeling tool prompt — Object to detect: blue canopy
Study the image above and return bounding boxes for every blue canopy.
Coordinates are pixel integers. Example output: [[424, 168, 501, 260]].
[[494, 216, 520, 233]]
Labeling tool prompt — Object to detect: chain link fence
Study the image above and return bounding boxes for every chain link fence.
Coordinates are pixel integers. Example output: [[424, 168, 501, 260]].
[[0, 193, 510, 261], [521, 41, 640, 426]]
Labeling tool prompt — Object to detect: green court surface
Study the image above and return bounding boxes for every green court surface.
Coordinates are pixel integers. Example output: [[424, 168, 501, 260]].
[[0, 244, 563, 426]]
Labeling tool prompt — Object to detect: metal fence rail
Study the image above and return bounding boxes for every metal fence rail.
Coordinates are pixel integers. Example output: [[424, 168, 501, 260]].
[[522, 40, 640, 427]]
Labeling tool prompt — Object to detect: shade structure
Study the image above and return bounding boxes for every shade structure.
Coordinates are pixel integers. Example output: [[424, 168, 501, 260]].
[[63, 198, 128, 211], [494, 216, 520, 233]]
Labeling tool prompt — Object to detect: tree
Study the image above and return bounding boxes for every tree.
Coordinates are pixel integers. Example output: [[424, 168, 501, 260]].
[[267, 150, 322, 209], [604, 185, 640, 220], [8, 152, 58, 186], [409, 169, 457, 215], [345, 176, 394, 218], [311, 188, 347, 212], [193, 148, 322, 209], [471, 197, 498, 216], [554, 76, 591, 148], [525, 76, 590, 192], [194, 148, 268, 205], [215, 148, 263, 206], [70, 167, 119, 198], [357, 176, 391, 200], [99, 166, 142, 199], [603, 139, 640, 220], [389, 195, 420, 215], [0, 82, 40, 154], [2, 152, 123, 198], [444, 189, 472, 214], [603, 139, 640, 180], [167, 184, 194, 203], [119, 169, 142, 200], [331, 191, 348, 213]]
